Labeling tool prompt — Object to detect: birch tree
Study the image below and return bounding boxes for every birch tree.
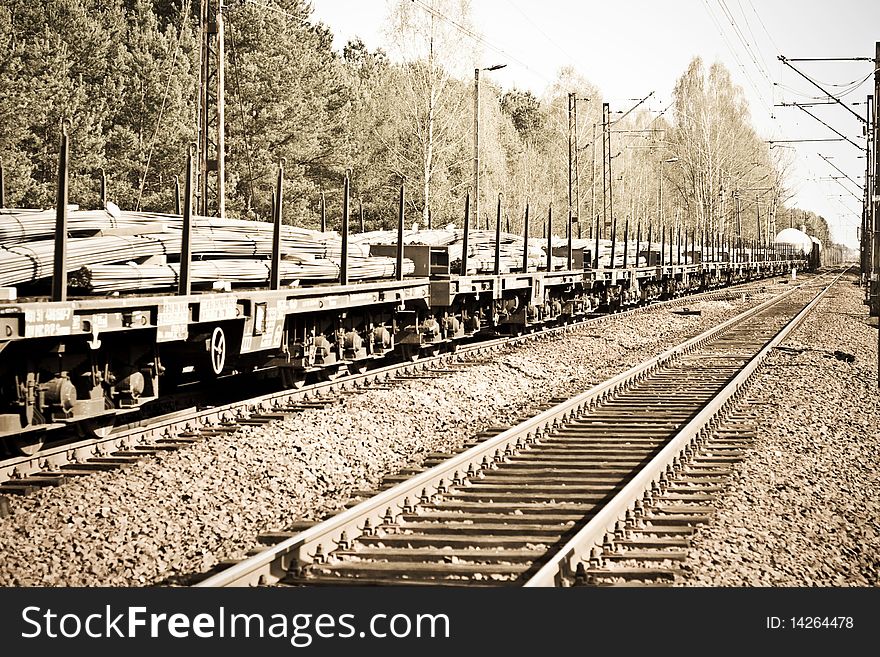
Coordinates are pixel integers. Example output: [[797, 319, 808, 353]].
[[384, 0, 476, 223], [667, 58, 778, 239]]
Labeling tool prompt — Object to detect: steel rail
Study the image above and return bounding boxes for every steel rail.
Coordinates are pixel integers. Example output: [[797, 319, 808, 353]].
[[523, 269, 845, 586], [195, 275, 822, 587], [1, 276, 781, 484]]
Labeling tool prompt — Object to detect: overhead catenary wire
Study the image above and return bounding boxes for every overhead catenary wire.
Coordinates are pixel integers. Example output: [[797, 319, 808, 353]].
[[700, 0, 775, 121], [717, 0, 775, 89], [410, 0, 552, 84], [226, 13, 258, 209], [745, 0, 780, 53], [784, 103, 864, 150], [503, 0, 580, 71], [241, 0, 302, 21], [135, 0, 192, 211], [734, 0, 773, 80], [778, 56, 868, 125]]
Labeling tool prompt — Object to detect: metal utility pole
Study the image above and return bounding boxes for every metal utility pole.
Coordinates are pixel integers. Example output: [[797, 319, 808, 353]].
[[769, 194, 777, 251], [568, 93, 574, 224], [196, 0, 226, 217], [567, 93, 583, 259], [602, 103, 612, 238], [473, 64, 507, 248], [473, 68, 481, 242], [658, 161, 663, 227], [873, 44, 880, 317], [591, 123, 596, 235], [864, 95, 874, 285], [873, 41, 880, 386], [573, 95, 582, 237]]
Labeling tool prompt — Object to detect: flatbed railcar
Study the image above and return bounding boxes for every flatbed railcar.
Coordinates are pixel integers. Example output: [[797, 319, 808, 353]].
[[0, 237, 806, 454]]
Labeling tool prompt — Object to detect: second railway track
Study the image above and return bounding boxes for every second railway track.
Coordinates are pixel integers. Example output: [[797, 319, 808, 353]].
[[195, 270, 843, 587]]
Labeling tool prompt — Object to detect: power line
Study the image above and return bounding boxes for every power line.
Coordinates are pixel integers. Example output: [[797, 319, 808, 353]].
[[780, 103, 863, 150], [701, 0, 774, 120], [503, 0, 579, 70], [817, 153, 864, 191], [734, 0, 772, 77], [745, 0, 780, 53], [410, 0, 551, 83], [242, 0, 301, 20], [135, 0, 192, 211], [778, 56, 868, 124], [717, 0, 774, 88], [226, 12, 258, 205]]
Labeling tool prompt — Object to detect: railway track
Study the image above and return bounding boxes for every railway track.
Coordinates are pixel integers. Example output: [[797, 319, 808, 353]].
[[193, 270, 842, 587], [0, 278, 787, 494]]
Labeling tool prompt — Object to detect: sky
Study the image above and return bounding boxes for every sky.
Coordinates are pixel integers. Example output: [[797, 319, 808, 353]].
[[310, 0, 879, 249]]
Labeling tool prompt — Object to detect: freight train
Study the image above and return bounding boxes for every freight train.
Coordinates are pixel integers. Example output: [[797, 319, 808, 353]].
[[0, 203, 810, 456], [774, 227, 822, 271]]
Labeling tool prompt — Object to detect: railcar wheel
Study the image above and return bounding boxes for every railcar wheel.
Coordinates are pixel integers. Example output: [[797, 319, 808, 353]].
[[280, 369, 307, 389], [78, 416, 116, 439], [348, 362, 369, 375], [210, 327, 227, 375], [318, 365, 346, 381], [10, 431, 47, 456]]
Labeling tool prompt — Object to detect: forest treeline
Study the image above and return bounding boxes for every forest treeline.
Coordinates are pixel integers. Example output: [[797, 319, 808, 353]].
[[0, 0, 832, 244]]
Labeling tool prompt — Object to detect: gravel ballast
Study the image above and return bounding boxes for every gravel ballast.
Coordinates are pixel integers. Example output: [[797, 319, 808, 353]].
[[681, 273, 879, 586], [0, 281, 794, 586]]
